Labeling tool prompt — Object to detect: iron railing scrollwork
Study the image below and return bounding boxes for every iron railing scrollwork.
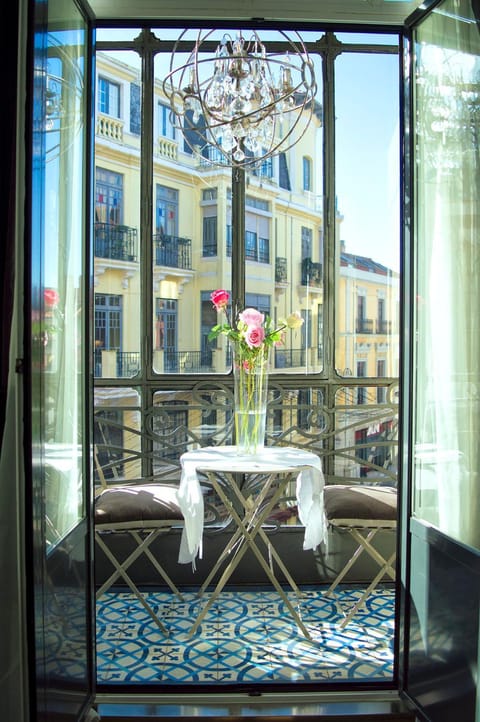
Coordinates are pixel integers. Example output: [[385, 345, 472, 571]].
[[94, 378, 399, 531]]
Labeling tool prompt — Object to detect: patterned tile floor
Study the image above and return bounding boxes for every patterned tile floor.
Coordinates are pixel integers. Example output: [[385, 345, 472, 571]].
[[96, 585, 395, 685]]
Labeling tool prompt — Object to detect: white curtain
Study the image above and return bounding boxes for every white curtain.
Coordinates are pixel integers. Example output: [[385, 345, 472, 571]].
[[413, 0, 480, 547]]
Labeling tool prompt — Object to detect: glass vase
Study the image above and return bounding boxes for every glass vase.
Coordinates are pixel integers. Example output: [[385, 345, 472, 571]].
[[232, 346, 270, 454]]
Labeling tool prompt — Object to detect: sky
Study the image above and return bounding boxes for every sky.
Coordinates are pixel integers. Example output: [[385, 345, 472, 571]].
[[334, 50, 401, 272]]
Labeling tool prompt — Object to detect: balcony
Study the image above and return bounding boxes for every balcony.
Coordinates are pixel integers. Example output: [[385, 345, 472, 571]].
[[197, 145, 230, 168], [156, 137, 178, 161], [94, 350, 140, 378], [376, 319, 392, 334], [96, 113, 124, 142], [275, 257, 288, 283], [153, 234, 192, 270], [163, 350, 213, 373], [94, 223, 138, 262], [94, 350, 215, 377], [117, 351, 141, 377], [274, 347, 306, 369], [356, 318, 374, 334], [301, 258, 322, 287]]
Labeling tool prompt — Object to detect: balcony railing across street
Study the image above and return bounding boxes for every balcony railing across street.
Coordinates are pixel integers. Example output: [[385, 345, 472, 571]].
[[356, 318, 374, 334], [301, 258, 322, 286], [94, 223, 138, 262], [154, 234, 192, 269], [95, 348, 315, 378], [275, 257, 288, 283], [275, 347, 306, 368], [94, 350, 214, 377], [164, 350, 214, 373], [117, 352, 141, 377]]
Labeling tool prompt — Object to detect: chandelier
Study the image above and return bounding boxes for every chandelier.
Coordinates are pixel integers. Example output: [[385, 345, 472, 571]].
[[415, 47, 480, 177], [34, 34, 85, 162], [163, 29, 317, 168]]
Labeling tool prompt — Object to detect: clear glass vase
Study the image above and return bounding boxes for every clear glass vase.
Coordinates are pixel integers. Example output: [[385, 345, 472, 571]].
[[232, 346, 270, 454]]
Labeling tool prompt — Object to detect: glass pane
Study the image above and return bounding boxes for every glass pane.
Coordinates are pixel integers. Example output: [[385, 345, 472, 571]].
[[412, 0, 480, 548], [336, 32, 399, 45], [152, 47, 196, 374], [34, 20, 87, 548], [94, 50, 141, 380], [335, 49, 400, 378], [243, 51, 324, 375], [93, 387, 142, 486], [149, 30, 323, 374], [334, 384, 398, 483]]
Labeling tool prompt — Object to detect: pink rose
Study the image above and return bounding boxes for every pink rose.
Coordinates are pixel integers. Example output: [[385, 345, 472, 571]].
[[245, 325, 265, 348], [44, 288, 60, 307], [211, 289, 230, 310], [239, 308, 264, 326]]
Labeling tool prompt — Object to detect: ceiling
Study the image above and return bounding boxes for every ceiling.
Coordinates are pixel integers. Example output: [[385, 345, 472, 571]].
[[86, 0, 427, 25]]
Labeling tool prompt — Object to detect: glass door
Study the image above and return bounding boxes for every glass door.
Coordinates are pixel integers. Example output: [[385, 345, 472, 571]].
[[26, 0, 94, 718], [403, 1, 480, 719]]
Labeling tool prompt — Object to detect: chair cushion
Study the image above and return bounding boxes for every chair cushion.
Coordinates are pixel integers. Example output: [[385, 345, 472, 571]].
[[95, 484, 183, 527], [324, 484, 397, 525]]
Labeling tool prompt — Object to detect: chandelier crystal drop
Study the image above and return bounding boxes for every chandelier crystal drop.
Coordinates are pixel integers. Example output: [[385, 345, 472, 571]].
[[163, 29, 317, 168]]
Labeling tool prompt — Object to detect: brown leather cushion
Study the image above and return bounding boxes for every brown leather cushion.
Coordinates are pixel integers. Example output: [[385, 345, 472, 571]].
[[95, 484, 183, 526], [324, 484, 397, 524]]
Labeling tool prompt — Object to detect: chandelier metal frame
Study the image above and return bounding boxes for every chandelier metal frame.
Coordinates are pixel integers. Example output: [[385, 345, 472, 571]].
[[163, 28, 317, 168]]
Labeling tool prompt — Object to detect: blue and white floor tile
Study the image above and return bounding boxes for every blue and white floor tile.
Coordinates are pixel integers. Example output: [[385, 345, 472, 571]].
[[96, 585, 395, 684]]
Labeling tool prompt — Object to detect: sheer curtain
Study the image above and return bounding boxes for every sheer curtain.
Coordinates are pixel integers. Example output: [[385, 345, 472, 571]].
[[413, 0, 480, 548]]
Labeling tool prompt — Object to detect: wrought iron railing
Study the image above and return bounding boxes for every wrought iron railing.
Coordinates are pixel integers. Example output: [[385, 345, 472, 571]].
[[117, 351, 140, 377], [164, 350, 214, 373], [153, 233, 192, 269], [94, 350, 214, 377], [94, 223, 138, 262], [274, 348, 306, 369], [275, 257, 288, 283], [197, 145, 229, 167], [245, 244, 270, 263], [376, 319, 392, 334], [226, 237, 270, 263], [93, 378, 399, 493], [301, 258, 322, 286], [94, 350, 141, 378], [356, 318, 374, 334]]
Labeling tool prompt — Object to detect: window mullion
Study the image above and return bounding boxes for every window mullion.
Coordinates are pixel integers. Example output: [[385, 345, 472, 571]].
[[231, 166, 246, 315], [319, 35, 338, 383], [135, 29, 160, 478]]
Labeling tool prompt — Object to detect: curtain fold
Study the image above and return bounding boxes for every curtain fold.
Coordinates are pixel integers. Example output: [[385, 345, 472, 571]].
[[413, 0, 480, 547]]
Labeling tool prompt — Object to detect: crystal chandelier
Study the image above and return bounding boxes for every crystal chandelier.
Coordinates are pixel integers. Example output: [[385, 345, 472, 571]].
[[163, 29, 317, 168], [35, 34, 84, 162]]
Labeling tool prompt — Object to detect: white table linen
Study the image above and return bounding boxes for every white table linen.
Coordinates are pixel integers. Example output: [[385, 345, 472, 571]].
[[177, 445, 326, 566]]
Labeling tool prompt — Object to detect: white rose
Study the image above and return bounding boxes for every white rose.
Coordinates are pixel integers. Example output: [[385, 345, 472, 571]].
[[286, 311, 304, 329]]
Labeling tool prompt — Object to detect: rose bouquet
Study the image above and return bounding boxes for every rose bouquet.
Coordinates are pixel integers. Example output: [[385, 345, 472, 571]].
[[208, 289, 304, 365], [209, 289, 304, 452]]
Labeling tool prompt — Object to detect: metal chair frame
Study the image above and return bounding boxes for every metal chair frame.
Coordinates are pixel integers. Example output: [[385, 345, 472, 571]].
[[94, 448, 184, 635], [324, 485, 397, 628]]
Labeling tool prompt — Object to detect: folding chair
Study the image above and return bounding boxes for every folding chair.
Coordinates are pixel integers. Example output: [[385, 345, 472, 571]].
[[323, 484, 397, 628], [94, 451, 185, 635]]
